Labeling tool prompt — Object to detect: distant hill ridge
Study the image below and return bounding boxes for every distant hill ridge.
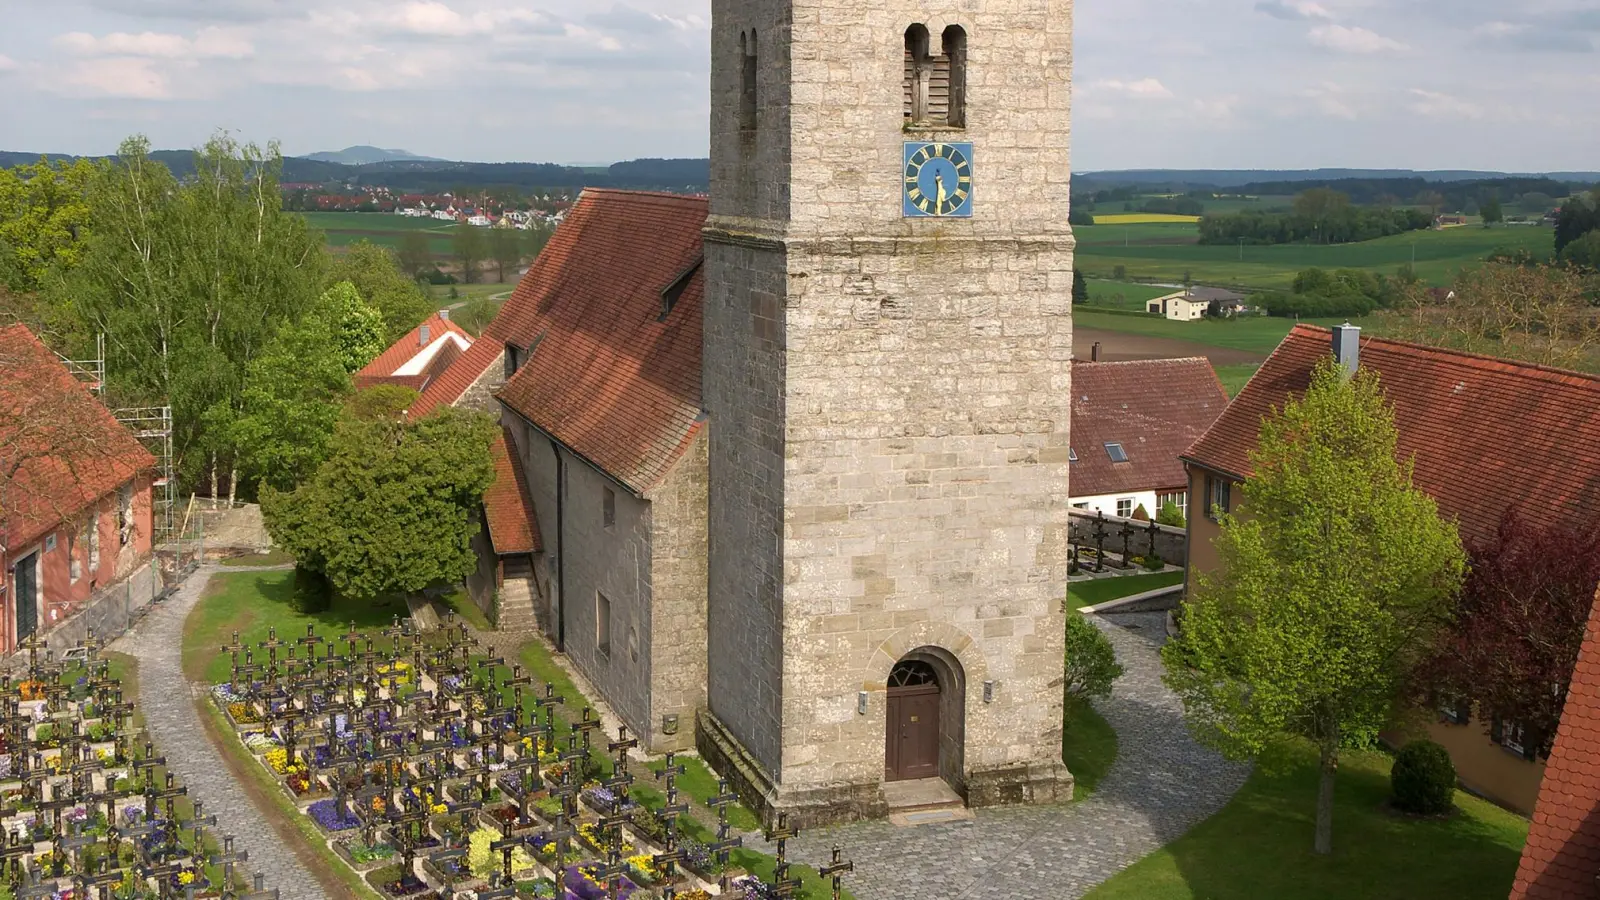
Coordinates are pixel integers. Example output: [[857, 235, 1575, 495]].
[[1, 151, 1593, 194]]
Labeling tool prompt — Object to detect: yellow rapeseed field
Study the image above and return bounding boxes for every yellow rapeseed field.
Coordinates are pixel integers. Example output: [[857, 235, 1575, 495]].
[[1091, 213, 1203, 225]]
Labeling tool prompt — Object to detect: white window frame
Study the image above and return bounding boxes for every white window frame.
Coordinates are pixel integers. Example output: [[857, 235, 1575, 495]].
[[1116, 498, 1134, 518], [88, 514, 101, 573], [1497, 720, 1526, 756], [1158, 491, 1187, 521]]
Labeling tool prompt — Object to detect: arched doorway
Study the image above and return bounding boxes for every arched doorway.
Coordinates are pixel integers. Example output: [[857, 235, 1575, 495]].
[[884, 649, 966, 786]]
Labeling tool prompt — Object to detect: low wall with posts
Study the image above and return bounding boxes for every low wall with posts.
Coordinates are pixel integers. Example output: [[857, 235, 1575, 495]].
[[36, 562, 163, 660], [1068, 509, 1188, 571]]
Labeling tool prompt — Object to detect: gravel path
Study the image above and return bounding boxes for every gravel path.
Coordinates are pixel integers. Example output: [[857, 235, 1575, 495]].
[[753, 616, 1250, 900], [112, 564, 326, 900]]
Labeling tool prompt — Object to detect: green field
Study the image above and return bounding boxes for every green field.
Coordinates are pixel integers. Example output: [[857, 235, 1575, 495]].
[[1075, 308, 1377, 356], [300, 211, 457, 257], [1076, 222, 1554, 290], [1086, 278, 1174, 311]]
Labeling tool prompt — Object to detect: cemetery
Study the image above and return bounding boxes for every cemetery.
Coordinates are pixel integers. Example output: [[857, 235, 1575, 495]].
[[0, 634, 273, 900], [206, 615, 853, 900]]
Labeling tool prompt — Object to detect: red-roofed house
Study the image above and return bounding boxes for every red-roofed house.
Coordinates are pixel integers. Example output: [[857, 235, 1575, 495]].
[[353, 312, 474, 394], [1069, 358, 1228, 521], [405, 189, 710, 753], [1511, 586, 1600, 899], [1183, 324, 1600, 813], [0, 325, 156, 655]]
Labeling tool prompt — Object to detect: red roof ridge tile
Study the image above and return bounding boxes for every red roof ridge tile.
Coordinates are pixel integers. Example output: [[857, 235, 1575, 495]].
[[1288, 323, 1600, 389]]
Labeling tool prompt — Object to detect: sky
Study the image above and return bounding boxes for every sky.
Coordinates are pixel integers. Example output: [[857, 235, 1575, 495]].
[[0, 0, 1596, 172]]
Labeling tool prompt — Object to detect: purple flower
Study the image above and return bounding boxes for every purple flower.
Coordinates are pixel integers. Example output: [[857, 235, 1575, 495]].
[[307, 799, 360, 832]]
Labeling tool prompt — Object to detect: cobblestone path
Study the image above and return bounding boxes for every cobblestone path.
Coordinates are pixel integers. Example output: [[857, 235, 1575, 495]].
[[113, 564, 327, 900], [754, 616, 1250, 900]]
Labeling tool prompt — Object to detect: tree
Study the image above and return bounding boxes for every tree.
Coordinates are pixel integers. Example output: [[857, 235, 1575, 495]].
[[454, 224, 486, 285], [1560, 230, 1600, 271], [1068, 205, 1096, 227], [1071, 269, 1089, 304], [396, 231, 432, 281], [524, 223, 553, 262], [1415, 190, 1447, 217], [1393, 263, 1600, 371], [326, 241, 430, 344], [1480, 193, 1503, 226], [1555, 191, 1600, 256], [488, 227, 522, 284], [1293, 188, 1353, 243], [53, 134, 327, 493], [212, 306, 351, 492], [1156, 501, 1185, 529], [261, 406, 496, 600], [1163, 359, 1465, 856], [1065, 614, 1125, 703], [1414, 511, 1600, 762], [321, 281, 386, 373], [0, 157, 97, 294]]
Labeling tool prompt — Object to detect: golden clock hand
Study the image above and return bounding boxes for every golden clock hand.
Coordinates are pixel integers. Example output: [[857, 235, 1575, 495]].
[[935, 172, 947, 213]]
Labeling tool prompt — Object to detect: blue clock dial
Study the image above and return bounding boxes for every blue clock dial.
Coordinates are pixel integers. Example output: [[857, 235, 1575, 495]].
[[903, 142, 973, 218]]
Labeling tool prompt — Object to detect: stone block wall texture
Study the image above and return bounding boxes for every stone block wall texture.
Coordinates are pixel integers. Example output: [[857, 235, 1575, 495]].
[[646, 431, 711, 752], [705, 0, 1077, 818], [1067, 511, 1187, 568]]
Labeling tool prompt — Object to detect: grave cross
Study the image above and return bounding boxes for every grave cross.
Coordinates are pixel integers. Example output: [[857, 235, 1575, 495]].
[[820, 845, 856, 900], [73, 856, 126, 900], [707, 778, 745, 889], [531, 683, 566, 754], [764, 813, 804, 898], [212, 833, 250, 892]]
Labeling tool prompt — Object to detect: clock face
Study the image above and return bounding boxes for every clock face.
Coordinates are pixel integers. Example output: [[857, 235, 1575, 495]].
[[903, 142, 974, 218]]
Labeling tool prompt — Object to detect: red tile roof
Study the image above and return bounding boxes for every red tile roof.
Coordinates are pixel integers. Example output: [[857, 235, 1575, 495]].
[[355, 312, 473, 384], [410, 338, 503, 418], [0, 325, 156, 551], [493, 189, 708, 494], [1071, 359, 1228, 497], [1184, 325, 1600, 546], [484, 430, 540, 555], [1512, 584, 1600, 900]]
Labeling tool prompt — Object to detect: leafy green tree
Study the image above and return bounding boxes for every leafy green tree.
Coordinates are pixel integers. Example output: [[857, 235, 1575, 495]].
[[396, 231, 433, 281], [524, 223, 553, 261], [1480, 193, 1503, 226], [1065, 614, 1124, 703], [1560, 230, 1600, 272], [454, 224, 486, 285], [1163, 359, 1465, 856], [1072, 269, 1089, 304], [488, 226, 522, 284], [346, 384, 418, 423], [326, 241, 430, 344], [321, 280, 387, 372], [1555, 191, 1600, 256], [54, 134, 326, 491], [212, 307, 351, 492], [0, 157, 97, 293], [262, 407, 496, 600]]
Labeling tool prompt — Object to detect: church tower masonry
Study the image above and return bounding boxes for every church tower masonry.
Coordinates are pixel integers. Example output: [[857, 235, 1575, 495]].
[[701, 0, 1077, 825]]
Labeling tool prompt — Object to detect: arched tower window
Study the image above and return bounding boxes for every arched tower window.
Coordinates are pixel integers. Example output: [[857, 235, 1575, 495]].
[[904, 24, 966, 128], [740, 30, 758, 134]]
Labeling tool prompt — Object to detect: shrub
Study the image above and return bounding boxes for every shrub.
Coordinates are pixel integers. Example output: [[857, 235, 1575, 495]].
[[1261, 291, 1376, 319], [1156, 501, 1186, 529], [1064, 614, 1125, 702], [1390, 740, 1456, 815], [1131, 503, 1150, 521], [290, 566, 333, 614]]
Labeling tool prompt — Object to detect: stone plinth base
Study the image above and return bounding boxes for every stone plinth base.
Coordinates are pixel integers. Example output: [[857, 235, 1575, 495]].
[[697, 710, 1075, 828]]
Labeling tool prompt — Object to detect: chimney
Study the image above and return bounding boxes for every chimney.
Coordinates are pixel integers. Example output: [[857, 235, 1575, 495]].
[[419, 324, 431, 347], [438, 308, 450, 322], [1332, 323, 1360, 376], [1091, 342, 1101, 363]]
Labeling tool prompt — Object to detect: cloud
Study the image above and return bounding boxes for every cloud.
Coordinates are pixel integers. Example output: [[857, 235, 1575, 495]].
[[84, 0, 311, 22], [1309, 24, 1408, 53], [0, 54, 16, 73], [60, 57, 175, 99], [1255, 0, 1332, 21], [1471, 22, 1594, 53], [1302, 83, 1358, 120], [1084, 77, 1174, 99], [54, 27, 254, 59], [1408, 88, 1483, 120]]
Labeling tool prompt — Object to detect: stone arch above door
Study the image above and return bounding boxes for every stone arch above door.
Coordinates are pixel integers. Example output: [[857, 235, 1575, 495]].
[[865, 621, 989, 692]]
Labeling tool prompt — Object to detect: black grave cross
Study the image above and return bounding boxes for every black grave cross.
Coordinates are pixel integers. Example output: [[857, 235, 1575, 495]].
[[820, 845, 855, 900], [764, 813, 804, 898], [707, 778, 745, 889], [213, 833, 250, 893], [531, 683, 565, 754]]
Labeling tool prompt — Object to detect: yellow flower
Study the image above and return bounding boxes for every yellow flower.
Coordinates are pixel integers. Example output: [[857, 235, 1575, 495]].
[[178, 871, 196, 885]]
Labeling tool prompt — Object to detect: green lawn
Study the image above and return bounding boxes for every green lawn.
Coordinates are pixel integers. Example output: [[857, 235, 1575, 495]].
[[437, 587, 492, 632], [182, 570, 410, 683], [301, 211, 456, 257], [1074, 308, 1376, 356], [219, 548, 294, 567], [1086, 279, 1176, 312], [1084, 741, 1529, 900], [1214, 363, 1262, 397], [1075, 222, 1554, 290], [1064, 698, 1117, 801], [1069, 570, 1186, 608]]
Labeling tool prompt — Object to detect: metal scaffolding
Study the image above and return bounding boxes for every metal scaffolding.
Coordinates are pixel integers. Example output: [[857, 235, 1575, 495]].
[[112, 406, 176, 548], [55, 333, 106, 394]]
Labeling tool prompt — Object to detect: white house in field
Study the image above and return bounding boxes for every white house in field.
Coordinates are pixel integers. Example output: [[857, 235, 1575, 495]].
[[1147, 287, 1247, 321], [1068, 357, 1229, 523]]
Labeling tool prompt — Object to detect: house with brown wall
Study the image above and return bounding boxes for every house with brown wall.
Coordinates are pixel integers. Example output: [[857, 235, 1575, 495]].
[[1182, 323, 1600, 814]]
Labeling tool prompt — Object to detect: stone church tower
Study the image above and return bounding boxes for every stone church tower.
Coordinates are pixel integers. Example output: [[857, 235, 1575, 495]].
[[700, 0, 1077, 825]]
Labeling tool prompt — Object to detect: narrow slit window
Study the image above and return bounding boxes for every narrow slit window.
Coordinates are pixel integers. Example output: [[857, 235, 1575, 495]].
[[904, 24, 966, 128], [596, 593, 612, 657], [603, 487, 616, 529], [740, 30, 758, 133], [942, 25, 967, 128]]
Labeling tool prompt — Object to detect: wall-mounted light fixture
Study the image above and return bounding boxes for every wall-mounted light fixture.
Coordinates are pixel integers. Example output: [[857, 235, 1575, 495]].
[[662, 714, 679, 736], [983, 680, 995, 703], [857, 691, 868, 715]]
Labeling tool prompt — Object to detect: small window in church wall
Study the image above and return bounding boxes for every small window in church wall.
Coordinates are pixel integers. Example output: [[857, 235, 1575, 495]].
[[603, 488, 616, 529], [596, 592, 612, 658], [739, 30, 758, 133], [904, 24, 966, 128]]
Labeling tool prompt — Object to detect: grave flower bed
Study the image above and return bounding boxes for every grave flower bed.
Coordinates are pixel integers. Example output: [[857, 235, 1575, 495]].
[[332, 839, 395, 872], [308, 799, 360, 833], [367, 864, 430, 898], [563, 864, 638, 900]]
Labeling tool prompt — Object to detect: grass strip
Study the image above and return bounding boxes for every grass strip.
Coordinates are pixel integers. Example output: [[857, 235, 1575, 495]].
[[1063, 698, 1118, 801]]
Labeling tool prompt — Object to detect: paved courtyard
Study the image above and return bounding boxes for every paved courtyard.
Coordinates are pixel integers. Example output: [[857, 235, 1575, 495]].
[[112, 564, 327, 900], [750, 614, 1250, 900]]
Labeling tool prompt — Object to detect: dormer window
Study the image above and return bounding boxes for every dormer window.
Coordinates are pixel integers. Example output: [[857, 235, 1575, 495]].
[[904, 24, 967, 128], [1105, 442, 1128, 463]]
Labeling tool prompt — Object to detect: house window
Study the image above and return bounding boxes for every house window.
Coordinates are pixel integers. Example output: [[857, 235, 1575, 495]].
[[1072, 502, 1089, 510], [119, 484, 134, 546], [1116, 498, 1134, 518], [44, 534, 56, 553], [1068, 448, 1078, 463], [1206, 475, 1231, 521], [1105, 442, 1128, 463], [603, 488, 616, 529], [506, 345, 521, 379], [903, 24, 966, 128], [739, 30, 758, 134], [1158, 491, 1187, 522], [1496, 719, 1528, 758], [88, 515, 100, 573], [1438, 697, 1470, 726], [69, 533, 81, 583], [596, 593, 612, 658]]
